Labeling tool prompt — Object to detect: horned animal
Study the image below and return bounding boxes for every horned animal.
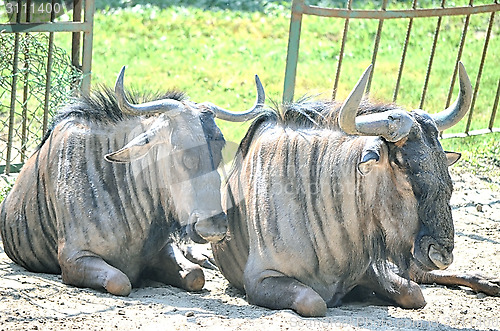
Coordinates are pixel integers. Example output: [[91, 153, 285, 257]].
[[212, 63, 500, 317], [0, 67, 265, 295]]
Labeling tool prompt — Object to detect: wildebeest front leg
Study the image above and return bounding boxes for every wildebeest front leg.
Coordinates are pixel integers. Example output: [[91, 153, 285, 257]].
[[410, 262, 500, 296], [147, 242, 205, 291], [245, 275, 327, 317], [60, 254, 132, 296], [362, 265, 426, 309]]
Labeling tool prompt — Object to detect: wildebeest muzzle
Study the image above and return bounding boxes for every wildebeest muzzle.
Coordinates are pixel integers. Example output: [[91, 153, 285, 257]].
[[413, 233, 454, 271], [186, 212, 228, 244]]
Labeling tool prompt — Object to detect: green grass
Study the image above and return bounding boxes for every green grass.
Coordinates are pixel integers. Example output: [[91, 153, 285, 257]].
[[3, 0, 498, 178], [51, 0, 499, 145]]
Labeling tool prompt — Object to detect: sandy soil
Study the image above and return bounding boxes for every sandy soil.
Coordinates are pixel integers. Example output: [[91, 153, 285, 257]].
[[0, 169, 499, 331]]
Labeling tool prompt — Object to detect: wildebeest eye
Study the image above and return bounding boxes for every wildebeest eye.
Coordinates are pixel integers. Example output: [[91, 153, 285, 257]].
[[183, 153, 200, 170]]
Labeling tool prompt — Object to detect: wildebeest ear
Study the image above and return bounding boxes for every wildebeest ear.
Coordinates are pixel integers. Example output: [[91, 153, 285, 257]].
[[358, 137, 385, 176], [105, 119, 170, 163], [445, 151, 461, 166]]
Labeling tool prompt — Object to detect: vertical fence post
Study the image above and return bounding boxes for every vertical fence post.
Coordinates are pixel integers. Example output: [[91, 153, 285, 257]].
[[366, 0, 388, 95], [72, 0, 83, 93], [445, 0, 473, 109], [332, 0, 352, 101], [21, 0, 33, 163], [42, 0, 57, 135], [488, 79, 500, 132], [81, 0, 95, 95], [283, 0, 304, 104], [420, 0, 446, 109], [464, 10, 496, 133], [5, 0, 23, 175], [393, 0, 418, 102], [489, 79, 500, 131]]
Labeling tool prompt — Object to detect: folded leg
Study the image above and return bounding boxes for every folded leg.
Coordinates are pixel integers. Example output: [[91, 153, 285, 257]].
[[244, 273, 327, 317], [59, 253, 132, 296], [147, 242, 205, 291], [362, 264, 426, 309]]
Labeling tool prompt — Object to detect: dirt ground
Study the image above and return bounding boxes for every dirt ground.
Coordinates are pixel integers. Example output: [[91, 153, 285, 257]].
[[0, 169, 499, 331]]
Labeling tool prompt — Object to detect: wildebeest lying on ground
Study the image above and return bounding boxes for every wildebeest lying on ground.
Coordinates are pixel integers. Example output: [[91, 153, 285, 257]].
[[0, 67, 265, 296], [212, 63, 500, 317]]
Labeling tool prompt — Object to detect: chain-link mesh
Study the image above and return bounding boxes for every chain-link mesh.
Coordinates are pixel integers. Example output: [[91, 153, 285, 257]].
[[0, 32, 82, 172]]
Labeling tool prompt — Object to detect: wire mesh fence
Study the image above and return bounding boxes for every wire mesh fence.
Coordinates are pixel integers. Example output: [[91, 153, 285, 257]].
[[0, 32, 83, 174], [1, 0, 94, 175]]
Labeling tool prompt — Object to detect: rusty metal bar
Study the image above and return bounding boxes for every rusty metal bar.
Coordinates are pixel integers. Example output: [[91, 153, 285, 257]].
[[301, 3, 500, 19], [5, 1, 23, 175], [445, 0, 473, 109], [465, 10, 496, 133], [72, 0, 83, 70], [331, 0, 352, 101], [72, 0, 83, 93], [81, 0, 96, 95], [489, 79, 500, 131], [283, 0, 305, 103], [42, 0, 57, 134], [393, 0, 417, 102], [420, 0, 446, 110], [21, 0, 33, 163], [366, 0, 388, 95]]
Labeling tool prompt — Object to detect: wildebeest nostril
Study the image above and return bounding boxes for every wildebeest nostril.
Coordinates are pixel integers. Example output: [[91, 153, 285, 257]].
[[193, 212, 228, 243], [428, 245, 453, 270]]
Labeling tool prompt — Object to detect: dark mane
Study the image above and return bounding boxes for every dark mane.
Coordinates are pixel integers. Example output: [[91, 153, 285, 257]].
[[236, 97, 401, 159], [38, 86, 187, 149]]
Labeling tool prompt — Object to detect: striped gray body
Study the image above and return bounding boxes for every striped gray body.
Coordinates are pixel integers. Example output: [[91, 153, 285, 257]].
[[0, 90, 226, 294], [213, 100, 459, 315]]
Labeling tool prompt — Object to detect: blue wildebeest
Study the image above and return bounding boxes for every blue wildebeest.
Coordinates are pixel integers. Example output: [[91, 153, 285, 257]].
[[212, 63, 500, 317], [0, 67, 265, 295]]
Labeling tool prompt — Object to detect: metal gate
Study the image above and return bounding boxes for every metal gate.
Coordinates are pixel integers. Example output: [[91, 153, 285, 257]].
[[0, 0, 95, 174], [283, 0, 500, 138]]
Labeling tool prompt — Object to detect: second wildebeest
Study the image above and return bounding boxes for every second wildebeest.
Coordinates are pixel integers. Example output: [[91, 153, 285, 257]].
[[212, 63, 500, 316]]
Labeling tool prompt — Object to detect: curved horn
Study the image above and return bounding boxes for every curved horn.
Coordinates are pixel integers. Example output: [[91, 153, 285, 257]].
[[202, 75, 265, 122], [338, 64, 413, 142], [115, 66, 183, 115], [430, 62, 472, 131], [338, 65, 372, 134]]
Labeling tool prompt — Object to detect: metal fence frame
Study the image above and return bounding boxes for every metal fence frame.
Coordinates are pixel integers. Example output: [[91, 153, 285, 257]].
[[283, 0, 500, 138], [0, 0, 95, 174]]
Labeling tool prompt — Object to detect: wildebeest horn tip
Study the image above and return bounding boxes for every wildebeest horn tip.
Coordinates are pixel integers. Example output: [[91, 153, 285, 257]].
[[430, 61, 472, 131], [204, 75, 266, 122], [114, 66, 183, 115], [338, 64, 373, 135]]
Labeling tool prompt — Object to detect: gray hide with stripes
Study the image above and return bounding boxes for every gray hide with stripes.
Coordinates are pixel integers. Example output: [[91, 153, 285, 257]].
[[0, 68, 265, 296], [211, 64, 500, 317]]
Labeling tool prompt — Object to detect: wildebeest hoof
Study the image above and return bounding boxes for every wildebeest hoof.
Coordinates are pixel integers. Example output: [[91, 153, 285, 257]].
[[104, 271, 132, 296], [291, 288, 327, 317], [395, 282, 426, 309], [191, 212, 228, 243], [181, 267, 205, 291]]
